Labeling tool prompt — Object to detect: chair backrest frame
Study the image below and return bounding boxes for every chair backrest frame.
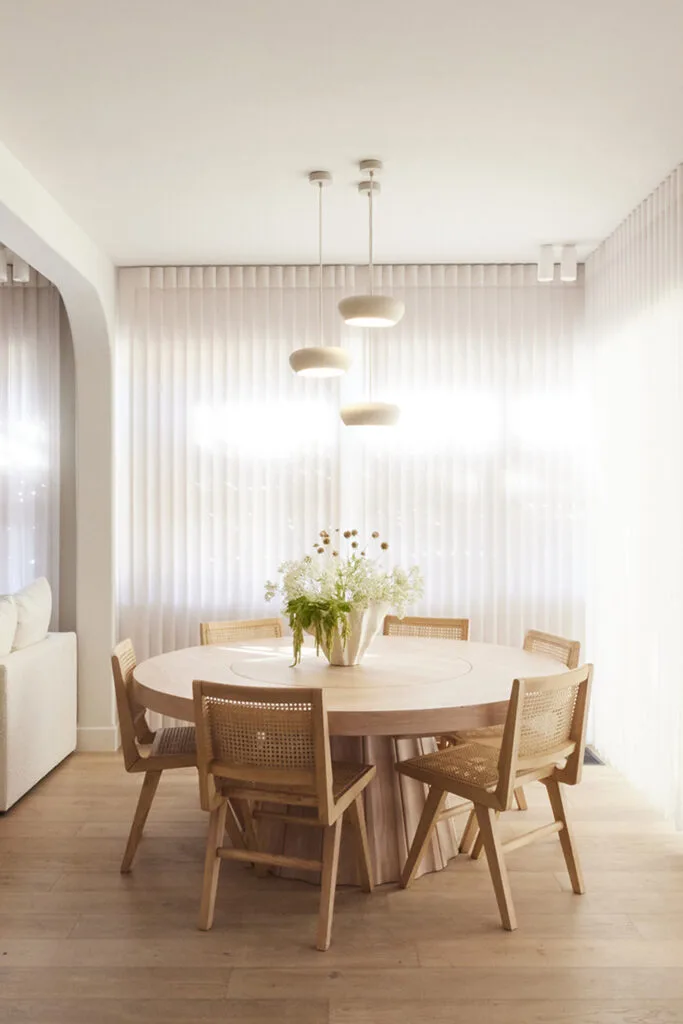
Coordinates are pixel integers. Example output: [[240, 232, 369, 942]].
[[523, 629, 580, 669], [111, 639, 155, 772], [193, 681, 335, 822], [383, 615, 470, 640], [199, 618, 283, 646], [495, 664, 593, 808]]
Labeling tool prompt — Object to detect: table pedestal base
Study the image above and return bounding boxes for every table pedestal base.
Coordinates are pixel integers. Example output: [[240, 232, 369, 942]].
[[257, 736, 460, 886]]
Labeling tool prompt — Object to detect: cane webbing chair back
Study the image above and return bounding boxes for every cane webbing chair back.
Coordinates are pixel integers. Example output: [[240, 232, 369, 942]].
[[193, 681, 335, 821], [496, 665, 592, 805], [523, 630, 580, 669], [517, 681, 579, 760], [199, 618, 283, 646], [111, 639, 155, 771], [383, 615, 470, 641]]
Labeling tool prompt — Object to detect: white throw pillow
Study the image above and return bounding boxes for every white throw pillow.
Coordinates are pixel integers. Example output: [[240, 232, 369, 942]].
[[0, 596, 17, 655], [11, 577, 52, 651]]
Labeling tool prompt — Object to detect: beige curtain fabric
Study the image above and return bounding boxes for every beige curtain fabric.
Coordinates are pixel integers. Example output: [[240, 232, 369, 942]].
[[0, 270, 60, 610], [116, 264, 588, 669], [586, 164, 683, 827]]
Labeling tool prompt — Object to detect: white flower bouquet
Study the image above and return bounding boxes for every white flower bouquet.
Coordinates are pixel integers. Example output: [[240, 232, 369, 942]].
[[265, 529, 423, 666]]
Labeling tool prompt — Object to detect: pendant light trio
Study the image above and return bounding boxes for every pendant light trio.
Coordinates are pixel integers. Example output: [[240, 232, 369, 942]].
[[289, 159, 404, 427]]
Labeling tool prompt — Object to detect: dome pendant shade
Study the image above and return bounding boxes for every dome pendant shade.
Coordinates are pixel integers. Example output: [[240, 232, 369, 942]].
[[290, 169, 350, 379], [340, 401, 401, 426], [339, 294, 405, 328], [289, 346, 352, 377]]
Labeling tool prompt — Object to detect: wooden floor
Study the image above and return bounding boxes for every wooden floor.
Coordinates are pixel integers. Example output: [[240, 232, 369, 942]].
[[1, 755, 683, 1023]]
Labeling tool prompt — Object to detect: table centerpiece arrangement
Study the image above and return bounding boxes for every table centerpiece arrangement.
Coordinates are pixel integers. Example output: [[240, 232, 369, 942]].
[[265, 529, 423, 667]]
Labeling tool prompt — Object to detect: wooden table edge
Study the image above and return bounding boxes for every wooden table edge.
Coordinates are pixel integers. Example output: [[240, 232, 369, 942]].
[[132, 674, 509, 737]]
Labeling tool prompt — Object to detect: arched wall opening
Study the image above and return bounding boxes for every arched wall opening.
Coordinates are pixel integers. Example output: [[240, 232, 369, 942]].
[[0, 142, 117, 750]]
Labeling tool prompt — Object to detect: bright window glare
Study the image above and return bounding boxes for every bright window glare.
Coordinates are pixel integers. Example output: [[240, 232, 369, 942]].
[[0, 421, 49, 472], [509, 393, 592, 452], [383, 392, 502, 454], [194, 401, 337, 458]]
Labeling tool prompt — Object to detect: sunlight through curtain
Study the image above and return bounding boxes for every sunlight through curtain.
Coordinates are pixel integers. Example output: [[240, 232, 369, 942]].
[[117, 264, 587, 666], [0, 270, 60, 607]]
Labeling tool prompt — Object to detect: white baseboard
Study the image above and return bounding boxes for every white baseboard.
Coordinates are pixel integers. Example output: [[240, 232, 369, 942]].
[[76, 725, 120, 752]]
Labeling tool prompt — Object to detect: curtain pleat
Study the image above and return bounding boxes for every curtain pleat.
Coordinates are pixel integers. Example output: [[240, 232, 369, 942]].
[[0, 270, 60, 613], [586, 165, 683, 827], [117, 264, 587, 673]]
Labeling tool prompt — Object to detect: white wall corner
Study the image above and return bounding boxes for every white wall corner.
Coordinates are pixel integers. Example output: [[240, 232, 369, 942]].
[[77, 725, 120, 753]]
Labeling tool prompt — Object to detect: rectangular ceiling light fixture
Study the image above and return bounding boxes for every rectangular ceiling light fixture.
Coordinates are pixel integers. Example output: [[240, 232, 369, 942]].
[[537, 244, 555, 283], [11, 256, 30, 283], [560, 244, 578, 282]]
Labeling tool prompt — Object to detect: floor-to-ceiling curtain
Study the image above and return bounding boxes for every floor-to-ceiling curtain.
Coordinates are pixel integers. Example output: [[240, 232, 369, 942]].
[[0, 268, 60, 610], [586, 165, 683, 826], [117, 264, 588, 661]]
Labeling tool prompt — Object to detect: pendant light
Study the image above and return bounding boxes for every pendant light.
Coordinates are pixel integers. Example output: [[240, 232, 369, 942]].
[[289, 171, 351, 378], [340, 401, 400, 426], [338, 159, 405, 328]]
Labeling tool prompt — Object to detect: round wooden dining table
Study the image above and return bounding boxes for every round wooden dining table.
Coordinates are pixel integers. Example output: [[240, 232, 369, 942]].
[[134, 636, 568, 884]]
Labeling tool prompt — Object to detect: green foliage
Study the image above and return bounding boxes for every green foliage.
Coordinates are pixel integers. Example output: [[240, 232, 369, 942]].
[[285, 594, 352, 666]]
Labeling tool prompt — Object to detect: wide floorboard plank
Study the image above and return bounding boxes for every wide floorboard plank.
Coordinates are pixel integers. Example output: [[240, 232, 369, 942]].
[[0, 754, 682, 1024]]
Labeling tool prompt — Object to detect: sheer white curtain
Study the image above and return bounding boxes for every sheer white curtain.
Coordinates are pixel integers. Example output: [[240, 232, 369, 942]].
[[117, 264, 588, 663], [0, 269, 60, 607], [586, 165, 683, 826]]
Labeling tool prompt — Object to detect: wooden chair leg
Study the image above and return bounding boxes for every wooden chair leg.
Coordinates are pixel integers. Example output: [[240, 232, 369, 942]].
[[239, 799, 268, 877], [198, 802, 228, 931], [347, 794, 374, 893], [471, 807, 501, 861], [400, 787, 448, 889], [514, 787, 528, 811], [120, 770, 162, 873], [224, 799, 247, 851], [459, 808, 479, 855], [316, 817, 343, 952], [474, 804, 517, 931], [543, 778, 585, 895], [470, 821, 487, 861]]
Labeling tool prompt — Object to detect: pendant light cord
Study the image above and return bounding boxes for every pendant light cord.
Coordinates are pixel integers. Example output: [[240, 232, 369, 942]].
[[318, 181, 324, 343], [367, 170, 374, 397], [368, 170, 374, 296]]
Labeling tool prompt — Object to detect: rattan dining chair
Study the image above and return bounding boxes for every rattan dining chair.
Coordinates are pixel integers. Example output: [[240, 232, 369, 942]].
[[199, 617, 283, 645], [384, 615, 470, 753], [445, 629, 581, 816], [193, 680, 376, 950], [396, 664, 592, 930], [111, 640, 197, 872], [383, 615, 470, 641]]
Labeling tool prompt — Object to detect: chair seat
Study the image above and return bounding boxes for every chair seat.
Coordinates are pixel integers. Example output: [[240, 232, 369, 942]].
[[398, 742, 501, 790], [331, 762, 374, 799], [447, 723, 504, 747], [151, 725, 197, 758], [219, 760, 374, 802]]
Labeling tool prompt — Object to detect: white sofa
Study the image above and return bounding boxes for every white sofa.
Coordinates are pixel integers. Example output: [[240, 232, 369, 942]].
[[0, 632, 77, 811]]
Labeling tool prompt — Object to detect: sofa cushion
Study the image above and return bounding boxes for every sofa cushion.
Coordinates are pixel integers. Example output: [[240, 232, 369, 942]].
[[11, 578, 52, 651], [0, 597, 17, 656]]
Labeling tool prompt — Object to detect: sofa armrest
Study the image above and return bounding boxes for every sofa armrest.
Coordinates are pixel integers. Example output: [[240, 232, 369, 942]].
[[0, 632, 77, 810]]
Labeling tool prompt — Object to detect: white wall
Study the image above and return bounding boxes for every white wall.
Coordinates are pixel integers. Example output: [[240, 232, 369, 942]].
[[0, 141, 118, 750]]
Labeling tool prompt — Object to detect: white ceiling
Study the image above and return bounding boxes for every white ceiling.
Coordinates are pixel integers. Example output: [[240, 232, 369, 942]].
[[1, 0, 682, 266]]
